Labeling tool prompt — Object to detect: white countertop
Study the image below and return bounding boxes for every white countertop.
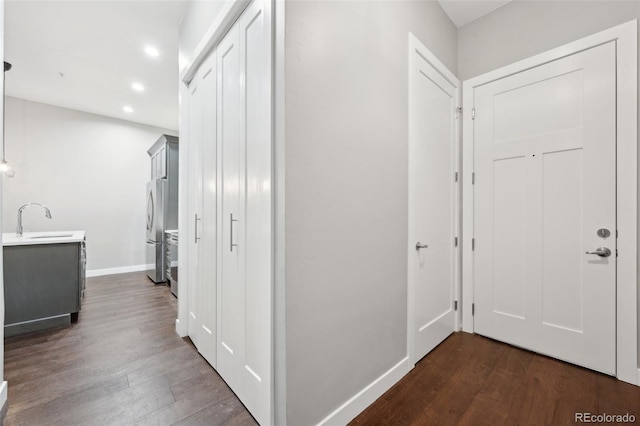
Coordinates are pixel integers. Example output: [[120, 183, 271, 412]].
[[3, 231, 85, 246]]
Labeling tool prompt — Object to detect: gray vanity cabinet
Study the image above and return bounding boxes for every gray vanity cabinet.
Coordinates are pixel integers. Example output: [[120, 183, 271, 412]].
[[4, 241, 85, 335]]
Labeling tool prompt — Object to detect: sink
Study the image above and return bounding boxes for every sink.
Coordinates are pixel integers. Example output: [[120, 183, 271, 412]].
[[3, 231, 85, 247], [27, 234, 74, 239]]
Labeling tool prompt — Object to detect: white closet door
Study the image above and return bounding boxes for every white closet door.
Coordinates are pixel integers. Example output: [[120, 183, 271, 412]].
[[198, 53, 218, 366], [187, 64, 204, 348], [473, 42, 616, 374], [187, 52, 217, 366], [216, 0, 272, 423], [239, 0, 272, 421], [217, 15, 244, 396]]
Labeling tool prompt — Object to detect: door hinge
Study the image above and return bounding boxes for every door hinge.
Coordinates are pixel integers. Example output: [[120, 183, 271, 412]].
[[472, 238, 475, 251], [454, 300, 458, 311], [472, 303, 475, 316], [455, 172, 459, 182], [471, 108, 476, 120], [472, 172, 475, 185], [616, 249, 619, 257], [454, 237, 458, 247], [455, 106, 462, 119], [616, 229, 619, 238]]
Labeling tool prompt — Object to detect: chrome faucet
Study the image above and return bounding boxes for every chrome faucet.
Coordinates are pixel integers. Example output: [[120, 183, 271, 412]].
[[17, 203, 52, 236]]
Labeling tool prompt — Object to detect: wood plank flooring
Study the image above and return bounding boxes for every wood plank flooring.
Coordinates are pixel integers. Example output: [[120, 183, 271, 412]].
[[7, 273, 640, 425], [351, 332, 640, 426], [3, 271, 256, 426]]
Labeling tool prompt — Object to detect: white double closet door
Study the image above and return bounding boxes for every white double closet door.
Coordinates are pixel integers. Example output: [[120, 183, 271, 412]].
[[187, 0, 272, 424], [472, 42, 616, 375]]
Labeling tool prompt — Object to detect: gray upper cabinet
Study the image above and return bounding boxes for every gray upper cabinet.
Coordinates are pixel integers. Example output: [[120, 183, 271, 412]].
[[148, 135, 178, 181]]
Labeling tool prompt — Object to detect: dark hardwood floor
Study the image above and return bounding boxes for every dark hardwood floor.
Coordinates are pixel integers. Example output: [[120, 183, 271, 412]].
[[7, 273, 640, 425], [3, 271, 256, 426], [351, 332, 640, 426]]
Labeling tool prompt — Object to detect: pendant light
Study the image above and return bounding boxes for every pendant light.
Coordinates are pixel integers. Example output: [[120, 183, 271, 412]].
[[2, 61, 14, 178]]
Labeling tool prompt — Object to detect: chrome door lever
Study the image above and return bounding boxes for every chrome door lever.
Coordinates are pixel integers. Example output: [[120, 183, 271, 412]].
[[415, 242, 428, 251], [585, 247, 611, 257]]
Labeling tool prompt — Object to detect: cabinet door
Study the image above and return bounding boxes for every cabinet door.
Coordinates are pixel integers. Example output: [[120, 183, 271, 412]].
[[150, 153, 157, 179], [159, 146, 167, 178]]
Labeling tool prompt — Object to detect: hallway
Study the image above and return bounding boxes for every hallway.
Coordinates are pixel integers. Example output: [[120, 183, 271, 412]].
[[3, 272, 255, 425]]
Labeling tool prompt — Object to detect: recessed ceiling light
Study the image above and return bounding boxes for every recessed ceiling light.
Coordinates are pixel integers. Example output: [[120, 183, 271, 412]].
[[144, 46, 159, 57], [123, 106, 134, 113], [132, 82, 145, 92]]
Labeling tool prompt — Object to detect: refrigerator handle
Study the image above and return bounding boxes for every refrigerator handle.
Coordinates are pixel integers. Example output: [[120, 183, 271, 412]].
[[147, 192, 154, 231]]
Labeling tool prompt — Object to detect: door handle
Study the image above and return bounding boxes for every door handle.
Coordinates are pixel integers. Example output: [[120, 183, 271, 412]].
[[230, 213, 238, 252], [585, 247, 611, 257], [194, 214, 201, 244], [416, 242, 428, 251]]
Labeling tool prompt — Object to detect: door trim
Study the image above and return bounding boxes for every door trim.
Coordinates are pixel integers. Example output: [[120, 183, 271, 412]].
[[407, 33, 462, 367], [461, 20, 638, 385]]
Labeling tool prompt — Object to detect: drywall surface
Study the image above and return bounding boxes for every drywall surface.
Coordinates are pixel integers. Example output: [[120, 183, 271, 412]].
[[458, 1, 639, 80], [3, 97, 177, 271], [178, 0, 228, 73], [284, 1, 457, 424], [0, 0, 6, 393]]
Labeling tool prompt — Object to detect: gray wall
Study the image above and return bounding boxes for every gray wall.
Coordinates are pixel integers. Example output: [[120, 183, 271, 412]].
[[458, 0, 640, 369], [178, 0, 227, 74], [458, 1, 640, 79], [284, 1, 457, 424], [3, 97, 177, 271]]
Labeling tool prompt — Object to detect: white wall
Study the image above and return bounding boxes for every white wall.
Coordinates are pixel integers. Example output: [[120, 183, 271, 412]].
[[458, 1, 640, 79], [178, 0, 229, 74], [284, 1, 457, 424], [0, 0, 7, 414], [3, 97, 177, 271]]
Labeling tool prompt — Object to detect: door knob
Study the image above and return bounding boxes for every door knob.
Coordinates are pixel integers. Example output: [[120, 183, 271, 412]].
[[585, 247, 611, 257], [416, 242, 428, 251]]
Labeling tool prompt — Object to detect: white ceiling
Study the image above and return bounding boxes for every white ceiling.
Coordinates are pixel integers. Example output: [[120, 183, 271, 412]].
[[438, 0, 513, 28], [4, 0, 511, 131], [4, 0, 190, 131]]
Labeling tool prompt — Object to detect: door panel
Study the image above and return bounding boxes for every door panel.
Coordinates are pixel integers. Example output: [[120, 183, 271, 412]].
[[409, 38, 458, 363], [217, 24, 243, 379], [198, 53, 217, 366], [187, 70, 203, 347], [473, 42, 616, 374], [216, 1, 272, 423]]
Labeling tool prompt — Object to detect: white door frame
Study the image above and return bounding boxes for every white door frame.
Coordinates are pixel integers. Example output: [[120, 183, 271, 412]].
[[407, 33, 462, 367], [461, 20, 638, 385]]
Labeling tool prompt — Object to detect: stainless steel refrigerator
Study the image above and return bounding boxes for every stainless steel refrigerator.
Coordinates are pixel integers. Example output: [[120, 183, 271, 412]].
[[146, 135, 179, 283]]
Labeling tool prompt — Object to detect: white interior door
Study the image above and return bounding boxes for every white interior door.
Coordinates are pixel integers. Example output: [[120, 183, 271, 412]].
[[216, 0, 272, 423], [473, 42, 616, 374], [187, 51, 217, 366], [187, 67, 204, 348], [197, 52, 218, 366], [408, 35, 459, 364]]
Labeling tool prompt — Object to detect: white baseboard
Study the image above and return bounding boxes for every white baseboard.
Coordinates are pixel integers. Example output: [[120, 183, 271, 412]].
[[317, 357, 410, 426], [176, 318, 188, 337], [0, 381, 7, 419], [86, 263, 153, 278]]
